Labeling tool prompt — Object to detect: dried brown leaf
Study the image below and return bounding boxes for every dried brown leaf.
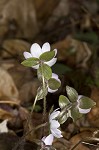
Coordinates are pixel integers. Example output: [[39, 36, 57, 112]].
[[2, 39, 31, 58], [0, 0, 39, 39], [0, 67, 19, 98]]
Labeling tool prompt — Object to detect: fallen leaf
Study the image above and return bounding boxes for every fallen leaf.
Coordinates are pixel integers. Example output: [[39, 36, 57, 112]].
[[34, 0, 60, 23], [0, 67, 19, 98], [70, 131, 93, 150], [0, 0, 39, 40], [0, 108, 13, 120], [2, 39, 31, 58], [0, 119, 8, 133]]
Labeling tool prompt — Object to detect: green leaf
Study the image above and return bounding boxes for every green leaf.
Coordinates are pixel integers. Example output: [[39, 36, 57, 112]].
[[21, 57, 39, 67], [40, 51, 55, 62], [79, 96, 96, 109], [69, 106, 83, 122], [66, 86, 78, 102], [74, 31, 99, 44], [37, 64, 52, 80], [59, 95, 70, 109], [52, 63, 72, 75], [48, 78, 61, 90], [37, 86, 48, 100]]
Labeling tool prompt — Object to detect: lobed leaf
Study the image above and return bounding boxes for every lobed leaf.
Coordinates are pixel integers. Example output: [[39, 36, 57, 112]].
[[37, 64, 52, 80], [66, 86, 78, 102], [78, 96, 96, 109], [48, 78, 61, 90], [40, 51, 55, 62], [59, 95, 70, 109], [21, 57, 39, 67], [69, 106, 83, 122]]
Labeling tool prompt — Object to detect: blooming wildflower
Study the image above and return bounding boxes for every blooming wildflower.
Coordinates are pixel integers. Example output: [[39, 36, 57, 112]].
[[23, 42, 57, 69], [49, 109, 63, 138], [77, 95, 91, 114], [42, 134, 54, 145], [48, 73, 61, 93]]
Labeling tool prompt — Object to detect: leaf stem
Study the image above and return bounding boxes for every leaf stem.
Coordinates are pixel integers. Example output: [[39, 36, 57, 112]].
[[41, 63, 47, 136]]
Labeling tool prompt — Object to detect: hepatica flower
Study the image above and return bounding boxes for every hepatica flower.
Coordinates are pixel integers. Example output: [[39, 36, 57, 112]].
[[22, 42, 57, 69], [49, 109, 63, 138], [41, 109, 62, 146], [48, 73, 61, 93]]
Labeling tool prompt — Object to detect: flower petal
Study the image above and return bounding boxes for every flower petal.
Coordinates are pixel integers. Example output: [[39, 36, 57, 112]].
[[30, 43, 42, 58], [52, 73, 58, 80], [32, 64, 39, 69], [78, 108, 91, 114], [50, 120, 60, 128], [42, 42, 50, 53], [23, 52, 32, 59], [49, 109, 60, 121], [54, 49, 57, 56], [45, 58, 57, 67], [77, 95, 83, 102], [51, 128, 63, 138], [42, 134, 54, 145], [48, 87, 58, 93]]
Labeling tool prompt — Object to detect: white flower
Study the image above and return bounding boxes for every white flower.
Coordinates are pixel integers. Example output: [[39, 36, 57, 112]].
[[42, 134, 54, 145], [77, 95, 91, 114], [23, 42, 57, 69], [49, 109, 63, 138], [48, 73, 61, 93]]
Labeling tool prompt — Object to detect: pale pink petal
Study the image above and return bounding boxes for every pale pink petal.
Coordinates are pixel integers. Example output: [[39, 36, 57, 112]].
[[30, 43, 42, 58], [32, 64, 39, 69], [49, 109, 60, 121], [78, 108, 91, 114], [23, 52, 32, 59], [50, 120, 60, 128], [42, 42, 50, 53], [42, 134, 54, 145], [51, 128, 63, 138], [45, 58, 57, 67]]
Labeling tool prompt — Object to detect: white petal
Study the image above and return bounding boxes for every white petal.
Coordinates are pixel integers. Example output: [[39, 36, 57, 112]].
[[54, 49, 57, 56], [45, 58, 57, 67], [52, 73, 58, 80], [30, 43, 42, 58], [48, 87, 58, 93], [49, 109, 60, 121], [42, 42, 50, 53], [42, 134, 54, 145], [32, 64, 39, 69], [77, 95, 83, 102], [52, 73, 61, 83], [78, 108, 91, 114], [51, 128, 63, 138], [50, 120, 60, 128], [23, 52, 32, 59]]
